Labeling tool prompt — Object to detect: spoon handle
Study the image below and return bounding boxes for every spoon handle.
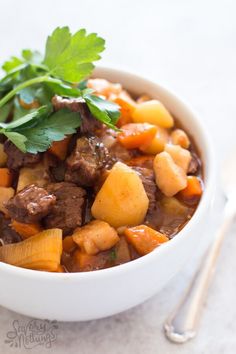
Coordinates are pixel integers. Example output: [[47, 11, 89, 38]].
[[164, 199, 235, 343]]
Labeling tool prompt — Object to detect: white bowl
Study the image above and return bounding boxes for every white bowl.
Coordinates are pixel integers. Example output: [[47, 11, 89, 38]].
[[0, 67, 216, 321]]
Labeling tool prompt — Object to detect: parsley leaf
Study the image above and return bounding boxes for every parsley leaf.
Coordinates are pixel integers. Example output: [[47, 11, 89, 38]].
[[43, 27, 105, 83], [2, 50, 44, 77], [21, 49, 42, 64], [2, 57, 23, 73], [22, 109, 81, 153], [43, 27, 71, 69], [0, 106, 81, 153], [2, 106, 48, 130], [0, 102, 13, 122], [34, 85, 54, 105], [83, 93, 120, 129], [46, 81, 81, 98], [77, 80, 88, 90], [4, 131, 27, 152]]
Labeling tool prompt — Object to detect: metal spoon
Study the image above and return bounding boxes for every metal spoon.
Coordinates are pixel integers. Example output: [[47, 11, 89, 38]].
[[164, 149, 236, 343]]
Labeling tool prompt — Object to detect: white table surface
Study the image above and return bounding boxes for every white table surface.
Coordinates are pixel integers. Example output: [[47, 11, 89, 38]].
[[0, 0, 236, 353]]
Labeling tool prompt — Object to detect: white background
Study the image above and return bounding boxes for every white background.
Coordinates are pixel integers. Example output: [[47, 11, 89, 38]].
[[0, 0, 236, 353]]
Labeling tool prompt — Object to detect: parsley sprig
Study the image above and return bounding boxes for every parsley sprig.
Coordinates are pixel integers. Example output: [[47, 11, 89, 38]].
[[0, 106, 81, 153], [0, 27, 120, 153]]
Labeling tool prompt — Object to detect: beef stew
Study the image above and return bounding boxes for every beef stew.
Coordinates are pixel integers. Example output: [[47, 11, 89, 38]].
[[0, 27, 203, 273], [0, 78, 203, 273]]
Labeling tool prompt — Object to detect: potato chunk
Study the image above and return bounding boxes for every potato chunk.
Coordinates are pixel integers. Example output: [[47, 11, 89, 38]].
[[160, 197, 189, 216], [132, 100, 174, 128], [17, 163, 49, 192], [91, 162, 149, 227], [72, 220, 119, 255], [153, 152, 187, 197], [165, 144, 191, 173], [171, 129, 190, 149], [140, 126, 169, 154]]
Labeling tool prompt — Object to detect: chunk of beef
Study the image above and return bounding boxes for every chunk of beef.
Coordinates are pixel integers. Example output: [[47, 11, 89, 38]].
[[44, 182, 86, 235], [99, 130, 135, 167], [132, 167, 157, 211], [52, 95, 84, 112], [51, 95, 103, 133], [128, 155, 154, 169], [65, 136, 108, 187], [78, 103, 104, 134], [50, 161, 66, 182], [188, 152, 200, 174], [0, 213, 21, 245], [6, 185, 56, 223], [4, 140, 41, 170], [109, 142, 134, 162], [41, 153, 65, 183]]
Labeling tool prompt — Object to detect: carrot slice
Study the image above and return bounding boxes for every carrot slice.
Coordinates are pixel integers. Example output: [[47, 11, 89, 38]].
[[11, 220, 42, 239], [116, 114, 131, 128], [124, 225, 169, 255], [117, 123, 157, 149], [63, 236, 77, 253], [0, 168, 13, 187], [73, 249, 111, 271], [48, 135, 71, 160], [113, 91, 136, 127], [19, 98, 40, 110], [178, 176, 203, 200]]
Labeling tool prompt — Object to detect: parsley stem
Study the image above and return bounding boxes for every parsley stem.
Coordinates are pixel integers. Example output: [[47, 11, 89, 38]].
[[0, 75, 61, 108]]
